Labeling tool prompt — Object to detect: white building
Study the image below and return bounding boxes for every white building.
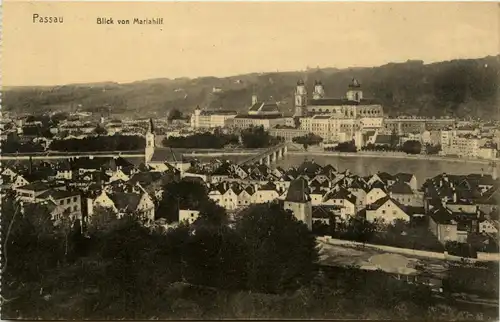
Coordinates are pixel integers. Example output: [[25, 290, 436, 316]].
[[179, 209, 200, 224], [299, 115, 357, 143], [442, 133, 480, 158], [365, 196, 409, 224], [478, 146, 497, 160], [190, 106, 238, 129]]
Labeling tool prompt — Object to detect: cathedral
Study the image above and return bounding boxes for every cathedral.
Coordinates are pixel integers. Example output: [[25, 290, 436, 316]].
[[293, 78, 384, 118]]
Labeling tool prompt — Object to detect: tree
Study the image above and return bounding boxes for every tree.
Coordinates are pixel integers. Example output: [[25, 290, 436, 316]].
[[1, 199, 63, 317], [402, 140, 422, 154], [293, 133, 323, 146], [183, 225, 248, 290], [334, 140, 357, 153], [94, 125, 108, 135], [58, 210, 73, 258], [168, 108, 183, 121], [49, 135, 145, 152], [195, 200, 229, 227], [390, 129, 399, 148], [344, 216, 376, 244], [425, 144, 441, 155], [240, 126, 279, 149], [388, 218, 408, 235], [157, 179, 224, 224], [162, 132, 239, 149], [87, 206, 120, 234], [234, 204, 318, 294], [312, 220, 330, 236]]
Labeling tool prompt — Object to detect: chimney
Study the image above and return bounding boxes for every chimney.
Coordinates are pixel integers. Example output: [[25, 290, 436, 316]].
[[29, 156, 33, 175], [452, 190, 457, 203]]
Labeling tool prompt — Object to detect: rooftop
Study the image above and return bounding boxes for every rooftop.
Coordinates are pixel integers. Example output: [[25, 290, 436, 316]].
[[285, 178, 310, 203], [309, 98, 380, 106]]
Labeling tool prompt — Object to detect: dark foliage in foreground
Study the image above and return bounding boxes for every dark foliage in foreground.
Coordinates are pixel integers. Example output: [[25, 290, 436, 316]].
[[1, 196, 497, 320]]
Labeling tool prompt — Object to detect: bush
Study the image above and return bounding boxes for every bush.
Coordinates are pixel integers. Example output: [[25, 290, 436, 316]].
[[292, 133, 323, 146]]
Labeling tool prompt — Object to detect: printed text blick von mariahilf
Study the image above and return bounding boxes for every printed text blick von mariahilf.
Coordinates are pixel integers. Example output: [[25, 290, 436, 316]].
[[97, 17, 164, 25]]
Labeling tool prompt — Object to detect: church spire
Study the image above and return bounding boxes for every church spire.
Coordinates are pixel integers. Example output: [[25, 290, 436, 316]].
[[148, 118, 155, 134]]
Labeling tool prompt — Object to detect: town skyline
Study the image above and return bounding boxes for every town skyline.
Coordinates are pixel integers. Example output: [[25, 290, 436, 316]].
[[3, 1, 499, 86]]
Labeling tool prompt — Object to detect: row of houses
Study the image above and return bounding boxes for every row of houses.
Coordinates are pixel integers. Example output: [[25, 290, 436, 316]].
[[181, 159, 499, 246], [1, 157, 181, 228], [3, 155, 498, 250]]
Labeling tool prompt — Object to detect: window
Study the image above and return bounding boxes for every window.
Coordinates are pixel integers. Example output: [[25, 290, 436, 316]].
[[73, 205, 78, 211], [392, 211, 397, 215], [382, 210, 386, 214], [66, 199, 70, 204], [59, 200, 64, 205], [73, 197, 77, 202]]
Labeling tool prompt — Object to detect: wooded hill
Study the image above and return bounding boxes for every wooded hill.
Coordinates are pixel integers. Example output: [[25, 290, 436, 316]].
[[3, 55, 499, 119]]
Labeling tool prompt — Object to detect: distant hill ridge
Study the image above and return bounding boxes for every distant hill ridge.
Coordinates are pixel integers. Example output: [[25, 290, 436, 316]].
[[3, 55, 499, 119]]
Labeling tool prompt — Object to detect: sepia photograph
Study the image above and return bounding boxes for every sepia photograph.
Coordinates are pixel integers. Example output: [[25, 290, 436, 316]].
[[1, 1, 500, 320]]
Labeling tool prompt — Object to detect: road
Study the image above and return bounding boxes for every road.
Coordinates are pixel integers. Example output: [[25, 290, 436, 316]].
[[317, 240, 499, 309]]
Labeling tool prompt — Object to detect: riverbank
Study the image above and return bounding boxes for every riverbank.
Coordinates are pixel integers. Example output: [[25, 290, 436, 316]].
[[288, 151, 496, 165]]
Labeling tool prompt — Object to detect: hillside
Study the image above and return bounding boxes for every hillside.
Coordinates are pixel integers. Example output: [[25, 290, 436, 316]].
[[3, 55, 499, 119]]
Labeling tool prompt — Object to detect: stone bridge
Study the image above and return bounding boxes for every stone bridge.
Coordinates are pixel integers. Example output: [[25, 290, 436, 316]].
[[238, 143, 289, 166]]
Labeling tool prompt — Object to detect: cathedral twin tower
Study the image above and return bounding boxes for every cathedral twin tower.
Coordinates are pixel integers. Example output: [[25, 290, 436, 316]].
[[293, 78, 365, 117]]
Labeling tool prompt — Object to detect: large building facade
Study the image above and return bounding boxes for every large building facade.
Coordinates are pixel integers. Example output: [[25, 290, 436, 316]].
[[382, 118, 456, 135], [190, 107, 237, 129], [294, 79, 384, 119], [292, 79, 384, 144], [225, 95, 288, 130]]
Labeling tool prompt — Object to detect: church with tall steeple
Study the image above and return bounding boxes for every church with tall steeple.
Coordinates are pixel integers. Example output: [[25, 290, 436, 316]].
[[144, 118, 191, 173], [145, 118, 156, 164]]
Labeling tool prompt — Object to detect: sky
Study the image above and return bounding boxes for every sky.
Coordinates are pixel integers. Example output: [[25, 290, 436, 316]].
[[3, 1, 499, 86]]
